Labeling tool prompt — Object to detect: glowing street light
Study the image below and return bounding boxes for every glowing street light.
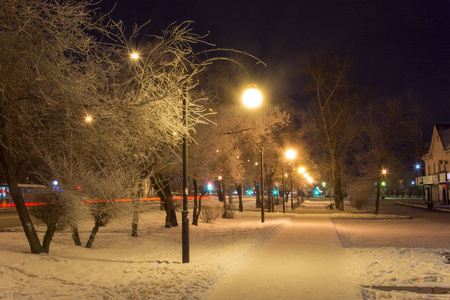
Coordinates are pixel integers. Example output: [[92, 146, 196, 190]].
[[243, 88, 262, 108], [241, 86, 265, 221], [286, 149, 296, 160], [282, 149, 297, 213], [382, 169, 387, 175], [85, 115, 92, 123], [130, 52, 139, 60], [298, 167, 306, 174]]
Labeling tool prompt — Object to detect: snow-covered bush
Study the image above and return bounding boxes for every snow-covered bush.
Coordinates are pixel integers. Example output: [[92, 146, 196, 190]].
[[347, 183, 374, 210], [200, 203, 224, 223]]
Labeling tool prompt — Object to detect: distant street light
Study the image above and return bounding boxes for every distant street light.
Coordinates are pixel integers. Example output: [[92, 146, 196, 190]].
[[282, 149, 296, 213], [85, 115, 92, 123], [286, 149, 296, 160], [130, 52, 139, 60]]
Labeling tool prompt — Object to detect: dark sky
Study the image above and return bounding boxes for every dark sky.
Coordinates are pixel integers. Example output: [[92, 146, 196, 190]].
[[101, 0, 450, 131]]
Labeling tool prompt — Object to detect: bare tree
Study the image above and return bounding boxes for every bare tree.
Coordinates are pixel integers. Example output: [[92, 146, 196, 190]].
[[301, 51, 361, 211], [360, 98, 412, 214]]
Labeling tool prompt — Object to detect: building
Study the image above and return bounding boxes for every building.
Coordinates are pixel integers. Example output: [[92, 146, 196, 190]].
[[416, 124, 450, 205]]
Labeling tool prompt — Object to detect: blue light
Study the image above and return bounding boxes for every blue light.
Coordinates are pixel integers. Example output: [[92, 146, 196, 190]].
[[247, 190, 252, 195], [415, 164, 420, 170], [273, 190, 278, 195], [207, 182, 213, 192]]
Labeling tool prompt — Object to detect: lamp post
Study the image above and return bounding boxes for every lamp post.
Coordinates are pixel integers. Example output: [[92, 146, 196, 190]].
[[243, 87, 264, 223], [181, 86, 263, 263], [182, 87, 189, 263], [290, 167, 294, 210], [130, 51, 265, 263], [298, 167, 305, 203], [284, 149, 296, 212], [281, 149, 297, 213]]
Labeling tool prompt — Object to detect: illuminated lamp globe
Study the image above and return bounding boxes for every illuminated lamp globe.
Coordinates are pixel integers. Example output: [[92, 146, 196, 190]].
[[243, 88, 262, 108], [286, 149, 296, 160]]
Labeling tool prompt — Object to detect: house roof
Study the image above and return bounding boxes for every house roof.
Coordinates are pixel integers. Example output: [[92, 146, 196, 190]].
[[436, 124, 450, 151]]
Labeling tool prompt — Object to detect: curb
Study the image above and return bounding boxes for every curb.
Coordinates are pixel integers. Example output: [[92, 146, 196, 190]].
[[396, 201, 450, 213]]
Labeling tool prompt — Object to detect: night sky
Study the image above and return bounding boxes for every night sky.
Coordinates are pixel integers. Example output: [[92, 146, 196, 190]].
[[101, 0, 450, 132]]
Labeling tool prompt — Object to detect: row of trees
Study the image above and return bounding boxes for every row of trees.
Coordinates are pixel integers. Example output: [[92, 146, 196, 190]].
[[0, 1, 425, 256], [0, 0, 290, 254], [298, 50, 424, 212]]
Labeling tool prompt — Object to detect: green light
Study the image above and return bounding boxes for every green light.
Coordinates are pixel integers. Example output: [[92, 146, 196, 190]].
[[322, 182, 326, 187], [381, 181, 386, 186]]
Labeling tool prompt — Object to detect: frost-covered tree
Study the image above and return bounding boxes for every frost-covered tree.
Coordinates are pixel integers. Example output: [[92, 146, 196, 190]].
[[0, 0, 219, 252], [0, 0, 123, 253], [188, 62, 289, 213]]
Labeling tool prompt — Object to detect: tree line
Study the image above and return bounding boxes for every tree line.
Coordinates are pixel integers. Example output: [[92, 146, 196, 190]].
[[0, 0, 424, 254]]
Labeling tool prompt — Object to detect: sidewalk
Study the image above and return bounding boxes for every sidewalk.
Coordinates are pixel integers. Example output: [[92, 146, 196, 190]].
[[203, 214, 362, 300]]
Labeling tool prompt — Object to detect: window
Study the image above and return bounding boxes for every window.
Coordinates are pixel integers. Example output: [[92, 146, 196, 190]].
[[428, 165, 431, 175], [433, 162, 436, 174]]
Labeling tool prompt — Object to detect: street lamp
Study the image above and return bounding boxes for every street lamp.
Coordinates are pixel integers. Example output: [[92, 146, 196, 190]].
[[282, 149, 296, 213], [243, 87, 264, 222], [243, 88, 262, 108], [181, 86, 262, 263], [130, 52, 139, 60]]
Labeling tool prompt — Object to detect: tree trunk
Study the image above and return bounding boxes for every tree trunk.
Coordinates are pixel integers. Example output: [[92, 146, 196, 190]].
[[236, 185, 243, 212], [222, 185, 228, 218], [375, 175, 381, 215], [192, 179, 198, 225], [332, 156, 345, 211], [192, 179, 205, 226], [42, 224, 56, 253], [71, 224, 81, 246], [0, 148, 44, 254], [86, 221, 100, 248], [150, 173, 178, 228], [131, 183, 142, 237], [131, 197, 139, 237], [256, 181, 261, 208]]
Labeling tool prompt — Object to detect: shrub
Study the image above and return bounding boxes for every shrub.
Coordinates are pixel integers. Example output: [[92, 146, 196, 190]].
[[347, 183, 374, 210], [200, 203, 224, 223]]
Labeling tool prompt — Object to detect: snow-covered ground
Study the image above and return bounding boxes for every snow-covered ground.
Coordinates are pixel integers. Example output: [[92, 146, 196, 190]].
[[1, 206, 450, 299]]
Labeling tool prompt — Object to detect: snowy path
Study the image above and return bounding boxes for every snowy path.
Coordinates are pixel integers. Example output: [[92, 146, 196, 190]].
[[203, 215, 362, 300]]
